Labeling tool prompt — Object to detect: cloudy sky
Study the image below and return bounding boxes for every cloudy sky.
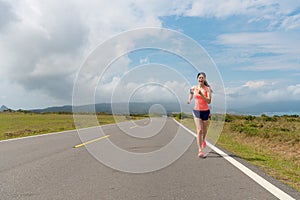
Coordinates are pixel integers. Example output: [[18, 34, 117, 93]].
[[0, 0, 300, 110]]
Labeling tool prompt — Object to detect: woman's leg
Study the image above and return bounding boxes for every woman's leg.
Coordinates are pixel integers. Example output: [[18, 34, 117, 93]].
[[202, 120, 209, 140], [202, 120, 209, 148], [202, 111, 210, 147], [193, 116, 203, 153]]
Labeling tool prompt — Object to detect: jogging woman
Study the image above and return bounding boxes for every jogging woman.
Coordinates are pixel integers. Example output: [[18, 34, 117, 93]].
[[187, 72, 212, 158]]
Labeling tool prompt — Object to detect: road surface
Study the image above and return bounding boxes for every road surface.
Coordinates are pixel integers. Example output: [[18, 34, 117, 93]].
[[0, 118, 299, 200]]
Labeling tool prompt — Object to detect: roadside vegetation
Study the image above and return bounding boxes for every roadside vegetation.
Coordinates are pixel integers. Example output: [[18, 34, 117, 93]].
[[175, 113, 300, 192], [0, 111, 146, 140]]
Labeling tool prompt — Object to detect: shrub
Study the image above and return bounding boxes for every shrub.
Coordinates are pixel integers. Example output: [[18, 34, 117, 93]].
[[230, 123, 258, 137], [173, 112, 187, 120], [243, 115, 256, 121], [280, 128, 290, 132], [261, 115, 277, 122], [225, 114, 234, 122]]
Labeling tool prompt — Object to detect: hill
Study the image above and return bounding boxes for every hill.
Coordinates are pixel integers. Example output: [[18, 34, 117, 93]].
[[0, 105, 9, 112], [30, 102, 185, 114], [29, 100, 300, 116]]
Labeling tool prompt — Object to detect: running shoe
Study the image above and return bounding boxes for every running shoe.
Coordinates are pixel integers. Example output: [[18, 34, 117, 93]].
[[198, 151, 204, 158]]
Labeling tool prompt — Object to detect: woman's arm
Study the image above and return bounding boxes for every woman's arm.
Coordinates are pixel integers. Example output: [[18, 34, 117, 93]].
[[187, 87, 194, 104]]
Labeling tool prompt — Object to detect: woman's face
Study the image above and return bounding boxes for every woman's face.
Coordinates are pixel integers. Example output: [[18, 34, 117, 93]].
[[198, 74, 205, 84]]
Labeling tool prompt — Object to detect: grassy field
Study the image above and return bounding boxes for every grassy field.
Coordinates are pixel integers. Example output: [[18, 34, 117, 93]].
[[177, 113, 300, 192], [0, 112, 146, 140], [1, 111, 299, 192]]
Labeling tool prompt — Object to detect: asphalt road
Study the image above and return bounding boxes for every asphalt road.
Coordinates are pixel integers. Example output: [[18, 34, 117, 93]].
[[0, 118, 299, 200]]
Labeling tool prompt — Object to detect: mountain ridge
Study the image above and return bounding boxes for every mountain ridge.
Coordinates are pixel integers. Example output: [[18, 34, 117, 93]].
[[0, 105, 9, 112], [30, 102, 185, 114], [2, 100, 298, 115]]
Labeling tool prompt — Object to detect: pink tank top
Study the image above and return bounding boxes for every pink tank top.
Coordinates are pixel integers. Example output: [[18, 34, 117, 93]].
[[193, 86, 209, 111]]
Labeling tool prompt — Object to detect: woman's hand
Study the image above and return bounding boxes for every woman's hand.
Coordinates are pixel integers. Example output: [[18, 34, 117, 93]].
[[199, 90, 204, 97]]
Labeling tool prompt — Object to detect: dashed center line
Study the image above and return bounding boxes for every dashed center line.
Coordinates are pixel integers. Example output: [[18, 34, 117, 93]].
[[74, 135, 110, 148], [130, 125, 139, 129]]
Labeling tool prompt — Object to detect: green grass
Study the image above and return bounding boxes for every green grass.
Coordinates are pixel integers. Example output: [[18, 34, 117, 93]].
[[0, 112, 146, 140], [0, 112, 74, 140], [176, 113, 300, 192], [217, 130, 300, 191]]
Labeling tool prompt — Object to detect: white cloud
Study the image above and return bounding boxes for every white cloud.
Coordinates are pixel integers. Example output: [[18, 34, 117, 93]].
[[287, 84, 300, 95], [243, 81, 266, 89], [184, 1, 300, 73], [226, 80, 300, 108], [0, 0, 17, 30], [184, 0, 300, 31], [139, 57, 149, 64], [280, 13, 300, 30], [216, 32, 300, 52], [95, 76, 190, 103], [0, 0, 165, 108], [185, 0, 257, 18], [214, 31, 300, 71]]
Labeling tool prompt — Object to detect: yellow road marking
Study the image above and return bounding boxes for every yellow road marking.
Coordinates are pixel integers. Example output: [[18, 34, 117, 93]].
[[74, 135, 110, 148], [130, 125, 139, 129]]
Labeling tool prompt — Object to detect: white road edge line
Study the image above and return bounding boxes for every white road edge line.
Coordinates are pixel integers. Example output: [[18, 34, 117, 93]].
[[173, 118, 296, 200]]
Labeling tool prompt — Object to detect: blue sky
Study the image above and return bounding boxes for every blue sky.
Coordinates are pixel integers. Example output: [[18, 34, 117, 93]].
[[0, 0, 300, 110]]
